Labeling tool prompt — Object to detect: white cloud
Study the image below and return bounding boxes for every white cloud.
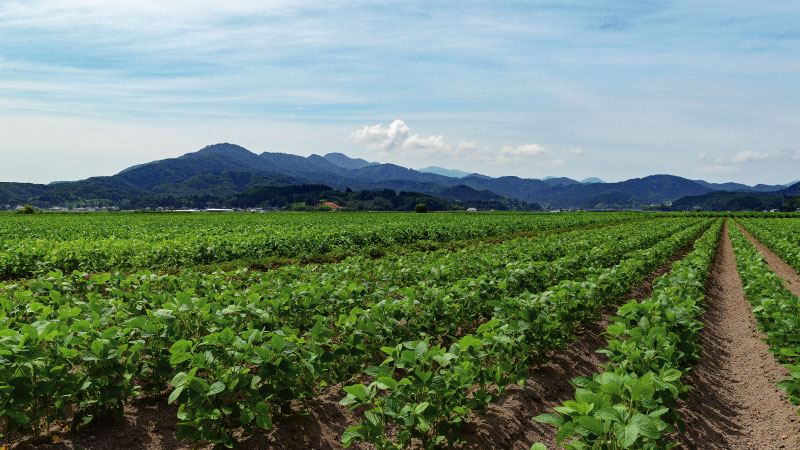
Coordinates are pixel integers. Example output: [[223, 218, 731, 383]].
[[699, 148, 800, 169], [350, 120, 554, 165], [350, 119, 413, 151], [731, 148, 800, 163], [499, 143, 548, 158], [694, 149, 800, 178], [731, 150, 776, 163], [568, 147, 585, 156]]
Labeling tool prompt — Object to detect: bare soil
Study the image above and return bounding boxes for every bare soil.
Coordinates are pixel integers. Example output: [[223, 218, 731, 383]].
[[678, 221, 800, 450]]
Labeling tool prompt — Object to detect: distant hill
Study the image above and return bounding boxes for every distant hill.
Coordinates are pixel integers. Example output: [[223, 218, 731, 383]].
[[672, 192, 799, 212], [1, 143, 795, 210], [671, 181, 800, 211], [322, 153, 378, 170], [542, 177, 580, 187], [418, 166, 473, 178], [581, 177, 605, 184], [691, 179, 786, 193]]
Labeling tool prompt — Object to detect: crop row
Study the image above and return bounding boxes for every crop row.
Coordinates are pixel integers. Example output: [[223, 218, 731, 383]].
[[728, 222, 800, 413], [0, 211, 655, 280], [737, 218, 800, 274], [340, 220, 713, 449], [0, 218, 709, 446], [534, 219, 722, 449]]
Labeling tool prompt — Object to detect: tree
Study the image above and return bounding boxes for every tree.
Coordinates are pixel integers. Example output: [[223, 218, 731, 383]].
[[415, 203, 428, 213], [16, 205, 37, 214]]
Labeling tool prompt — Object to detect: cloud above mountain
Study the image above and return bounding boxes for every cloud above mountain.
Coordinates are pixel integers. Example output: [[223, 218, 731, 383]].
[[350, 119, 566, 167], [696, 148, 800, 175]]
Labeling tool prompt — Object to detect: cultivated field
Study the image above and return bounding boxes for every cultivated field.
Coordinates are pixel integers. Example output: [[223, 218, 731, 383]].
[[0, 212, 798, 450]]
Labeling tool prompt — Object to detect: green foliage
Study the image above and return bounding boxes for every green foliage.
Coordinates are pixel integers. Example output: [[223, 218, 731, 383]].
[[729, 221, 800, 413], [533, 219, 722, 449], [15, 205, 36, 214], [0, 213, 715, 448], [341, 219, 714, 449], [0, 211, 657, 280], [670, 191, 796, 212], [415, 203, 428, 213]]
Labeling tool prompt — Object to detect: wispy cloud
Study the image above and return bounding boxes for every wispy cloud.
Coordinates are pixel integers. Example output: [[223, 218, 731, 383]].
[[350, 120, 563, 166], [695, 148, 800, 176], [3, 1, 800, 184], [731, 149, 800, 163]]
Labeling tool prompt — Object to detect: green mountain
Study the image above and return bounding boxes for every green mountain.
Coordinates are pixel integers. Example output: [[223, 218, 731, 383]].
[[417, 166, 473, 178], [1, 143, 794, 210], [323, 153, 378, 170], [671, 187, 800, 212]]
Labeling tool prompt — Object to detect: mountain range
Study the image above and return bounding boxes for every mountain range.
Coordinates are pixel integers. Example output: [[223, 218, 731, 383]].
[[1, 143, 798, 211]]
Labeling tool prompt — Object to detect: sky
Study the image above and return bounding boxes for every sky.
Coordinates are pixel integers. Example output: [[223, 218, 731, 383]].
[[1, 0, 799, 185]]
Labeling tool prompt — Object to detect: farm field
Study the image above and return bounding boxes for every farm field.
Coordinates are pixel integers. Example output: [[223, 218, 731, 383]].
[[0, 211, 660, 281], [1, 212, 799, 450]]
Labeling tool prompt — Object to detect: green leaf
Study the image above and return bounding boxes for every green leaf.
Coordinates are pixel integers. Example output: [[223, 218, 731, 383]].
[[168, 386, 184, 404], [630, 376, 655, 401], [90, 339, 105, 357], [376, 377, 398, 391], [661, 368, 682, 382], [169, 339, 192, 365], [415, 341, 428, 361], [575, 416, 604, 436], [208, 381, 225, 396], [606, 323, 626, 336], [594, 406, 624, 423], [219, 328, 235, 346], [343, 384, 371, 403], [171, 372, 188, 388], [630, 413, 663, 439], [342, 425, 366, 447], [530, 444, 547, 450], [270, 334, 285, 353], [533, 413, 563, 426], [614, 422, 640, 448]]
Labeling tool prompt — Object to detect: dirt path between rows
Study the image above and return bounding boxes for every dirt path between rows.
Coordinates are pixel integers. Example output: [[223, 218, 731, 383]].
[[678, 220, 800, 450], [736, 221, 800, 298], [457, 240, 698, 450]]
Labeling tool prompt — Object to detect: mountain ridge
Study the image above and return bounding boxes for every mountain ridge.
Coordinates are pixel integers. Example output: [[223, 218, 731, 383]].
[[2, 143, 798, 210]]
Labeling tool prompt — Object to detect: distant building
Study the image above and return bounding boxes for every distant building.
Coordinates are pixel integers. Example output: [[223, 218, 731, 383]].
[[466, 207, 478, 212]]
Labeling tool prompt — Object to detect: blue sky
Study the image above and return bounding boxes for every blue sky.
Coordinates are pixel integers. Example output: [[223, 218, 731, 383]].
[[1, 0, 799, 184]]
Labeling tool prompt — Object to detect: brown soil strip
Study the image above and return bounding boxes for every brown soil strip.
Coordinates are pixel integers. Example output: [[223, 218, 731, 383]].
[[5, 233, 696, 450], [457, 240, 697, 450], [736, 221, 800, 298], [9, 400, 184, 450], [678, 221, 800, 450]]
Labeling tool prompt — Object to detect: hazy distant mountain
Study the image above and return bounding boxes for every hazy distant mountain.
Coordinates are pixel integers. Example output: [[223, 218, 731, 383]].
[[418, 166, 472, 178], [323, 153, 378, 170], [2, 143, 796, 210], [670, 181, 800, 211], [581, 177, 605, 184], [691, 179, 786, 193], [542, 177, 580, 187]]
